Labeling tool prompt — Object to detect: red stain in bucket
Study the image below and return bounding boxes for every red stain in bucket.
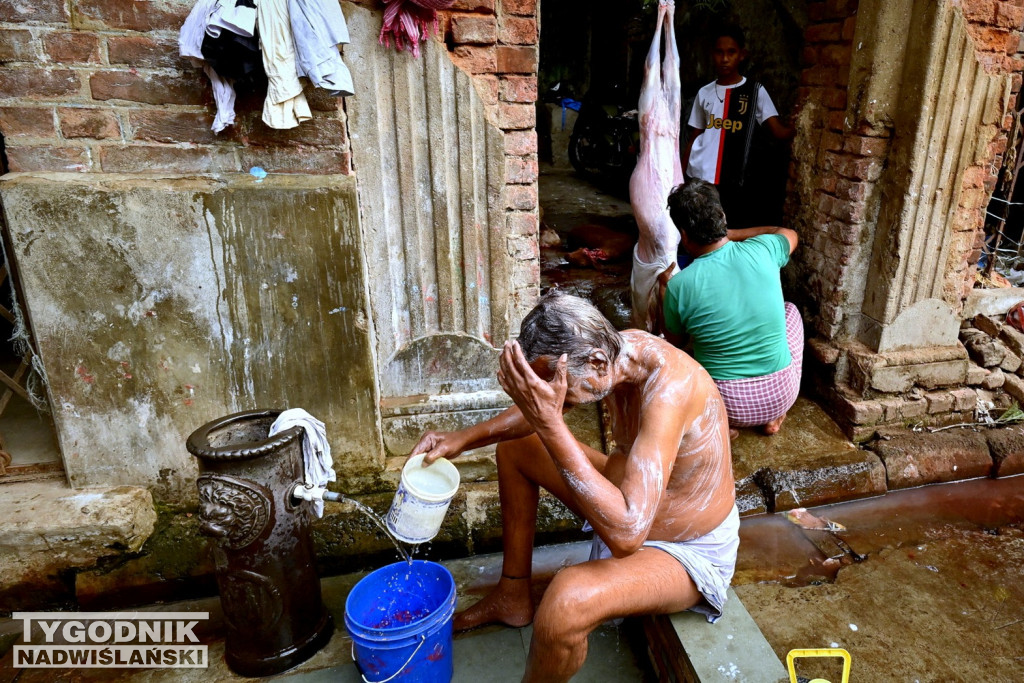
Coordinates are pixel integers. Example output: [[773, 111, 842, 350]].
[[427, 644, 444, 662], [372, 607, 430, 628]]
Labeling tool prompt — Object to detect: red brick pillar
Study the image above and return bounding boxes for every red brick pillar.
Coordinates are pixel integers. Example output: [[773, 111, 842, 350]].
[[445, 0, 541, 309]]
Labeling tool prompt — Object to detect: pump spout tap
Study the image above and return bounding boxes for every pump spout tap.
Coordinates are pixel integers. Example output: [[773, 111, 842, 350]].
[[291, 484, 344, 504]]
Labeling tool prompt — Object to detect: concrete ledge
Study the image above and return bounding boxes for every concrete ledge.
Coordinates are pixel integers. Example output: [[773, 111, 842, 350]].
[[962, 287, 1024, 318], [0, 481, 156, 611], [871, 429, 993, 489], [644, 588, 788, 682], [761, 449, 887, 512], [732, 398, 880, 513]]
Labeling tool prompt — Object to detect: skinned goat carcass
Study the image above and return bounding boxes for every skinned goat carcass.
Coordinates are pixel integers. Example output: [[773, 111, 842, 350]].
[[629, 0, 683, 332]]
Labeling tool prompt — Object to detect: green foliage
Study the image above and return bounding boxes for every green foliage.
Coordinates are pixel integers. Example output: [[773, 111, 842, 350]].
[[996, 402, 1024, 424]]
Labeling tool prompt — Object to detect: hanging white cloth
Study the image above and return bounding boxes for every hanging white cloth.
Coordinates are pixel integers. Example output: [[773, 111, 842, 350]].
[[179, 0, 237, 133], [258, 0, 312, 129], [207, 1, 257, 38], [270, 408, 335, 518], [289, 0, 355, 97]]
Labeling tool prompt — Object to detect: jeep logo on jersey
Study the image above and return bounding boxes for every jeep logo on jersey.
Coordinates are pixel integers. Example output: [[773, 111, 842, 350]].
[[706, 117, 745, 132]]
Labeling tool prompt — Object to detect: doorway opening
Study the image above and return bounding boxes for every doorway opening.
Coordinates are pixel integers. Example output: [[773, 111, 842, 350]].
[[535, 0, 807, 328], [0, 133, 63, 483]]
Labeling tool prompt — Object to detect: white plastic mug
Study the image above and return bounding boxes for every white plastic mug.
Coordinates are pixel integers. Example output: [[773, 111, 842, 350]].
[[385, 454, 461, 544]]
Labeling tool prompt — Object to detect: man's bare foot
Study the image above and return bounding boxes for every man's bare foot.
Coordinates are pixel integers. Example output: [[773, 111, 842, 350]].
[[729, 428, 739, 440], [763, 413, 787, 435], [453, 577, 534, 631]]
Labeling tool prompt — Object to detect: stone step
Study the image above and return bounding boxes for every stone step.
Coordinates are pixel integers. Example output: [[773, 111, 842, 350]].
[[643, 588, 788, 683], [732, 396, 1024, 517], [732, 396, 885, 515]]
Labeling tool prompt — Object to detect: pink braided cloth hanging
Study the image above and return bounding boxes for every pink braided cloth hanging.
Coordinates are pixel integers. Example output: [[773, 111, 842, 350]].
[[379, 0, 455, 58]]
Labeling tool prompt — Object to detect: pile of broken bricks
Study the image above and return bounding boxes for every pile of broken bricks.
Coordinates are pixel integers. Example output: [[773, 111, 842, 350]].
[[960, 313, 1024, 409]]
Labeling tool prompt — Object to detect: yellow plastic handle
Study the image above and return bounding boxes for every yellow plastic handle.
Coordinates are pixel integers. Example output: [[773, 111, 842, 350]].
[[786, 648, 851, 683]]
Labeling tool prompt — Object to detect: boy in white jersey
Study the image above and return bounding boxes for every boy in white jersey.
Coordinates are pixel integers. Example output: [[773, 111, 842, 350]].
[[681, 24, 794, 229]]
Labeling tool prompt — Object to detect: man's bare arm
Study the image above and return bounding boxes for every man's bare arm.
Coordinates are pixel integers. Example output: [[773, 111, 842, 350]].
[[727, 225, 798, 254], [413, 405, 534, 464], [498, 342, 693, 556], [763, 115, 795, 141], [680, 127, 701, 177]]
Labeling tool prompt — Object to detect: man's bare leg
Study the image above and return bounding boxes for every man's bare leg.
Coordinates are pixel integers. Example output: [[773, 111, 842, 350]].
[[454, 434, 605, 631], [524, 547, 704, 683]]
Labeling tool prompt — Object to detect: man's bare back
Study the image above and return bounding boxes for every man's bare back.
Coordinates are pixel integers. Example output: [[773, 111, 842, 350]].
[[600, 331, 735, 544]]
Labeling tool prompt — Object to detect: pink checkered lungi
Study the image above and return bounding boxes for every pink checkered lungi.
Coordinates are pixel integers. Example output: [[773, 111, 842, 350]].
[[714, 302, 803, 428]]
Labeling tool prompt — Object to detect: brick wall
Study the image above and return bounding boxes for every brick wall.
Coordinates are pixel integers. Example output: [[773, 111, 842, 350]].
[[790, 0, 1024, 341], [787, 0, 868, 341], [0, 0, 352, 174], [441, 0, 540, 285], [947, 0, 1024, 302]]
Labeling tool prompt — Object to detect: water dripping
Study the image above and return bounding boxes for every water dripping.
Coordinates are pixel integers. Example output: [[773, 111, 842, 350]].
[[319, 491, 410, 564]]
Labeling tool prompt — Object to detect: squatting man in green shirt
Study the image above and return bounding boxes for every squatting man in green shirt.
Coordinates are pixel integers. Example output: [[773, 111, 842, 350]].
[[660, 179, 802, 438]]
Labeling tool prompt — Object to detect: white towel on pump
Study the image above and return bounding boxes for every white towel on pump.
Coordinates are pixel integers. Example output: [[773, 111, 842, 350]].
[[270, 408, 335, 518]]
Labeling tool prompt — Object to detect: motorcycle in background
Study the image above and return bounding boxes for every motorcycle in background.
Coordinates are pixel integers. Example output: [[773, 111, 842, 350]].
[[568, 84, 640, 185]]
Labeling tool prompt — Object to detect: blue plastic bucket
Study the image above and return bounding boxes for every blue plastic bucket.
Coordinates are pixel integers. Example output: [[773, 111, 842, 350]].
[[345, 560, 456, 683]]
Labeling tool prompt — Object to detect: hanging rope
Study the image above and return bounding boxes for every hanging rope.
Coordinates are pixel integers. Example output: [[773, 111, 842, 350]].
[[0, 234, 50, 414], [984, 106, 1024, 278], [378, 0, 455, 58]]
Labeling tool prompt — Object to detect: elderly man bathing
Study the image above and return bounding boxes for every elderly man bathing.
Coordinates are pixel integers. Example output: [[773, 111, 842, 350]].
[[410, 292, 737, 682]]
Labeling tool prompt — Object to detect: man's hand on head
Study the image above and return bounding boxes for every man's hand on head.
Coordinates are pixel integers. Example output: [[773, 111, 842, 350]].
[[498, 341, 568, 430]]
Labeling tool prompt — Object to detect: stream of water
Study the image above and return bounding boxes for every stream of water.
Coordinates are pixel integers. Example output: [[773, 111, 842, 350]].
[[341, 496, 413, 565]]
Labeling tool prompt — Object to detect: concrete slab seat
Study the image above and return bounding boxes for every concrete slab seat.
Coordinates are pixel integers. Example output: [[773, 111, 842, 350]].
[[643, 588, 788, 682], [0, 481, 157, 611]]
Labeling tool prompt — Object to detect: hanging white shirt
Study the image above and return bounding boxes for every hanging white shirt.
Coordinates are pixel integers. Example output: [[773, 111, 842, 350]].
[[207, 0, 257, 38], [258, 0, 313, 129], [290, 0, 355, 97], [179, 0, 237, 133]]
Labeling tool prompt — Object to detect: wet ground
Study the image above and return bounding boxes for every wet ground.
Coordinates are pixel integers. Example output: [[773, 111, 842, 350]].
[[736, 475, 1024, 681], [3, 476, 1021, 682], [539, 166, 637, 330]]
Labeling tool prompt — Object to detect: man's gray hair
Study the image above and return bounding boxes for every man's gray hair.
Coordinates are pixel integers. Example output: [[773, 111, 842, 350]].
[[518, 291, 623, 375]]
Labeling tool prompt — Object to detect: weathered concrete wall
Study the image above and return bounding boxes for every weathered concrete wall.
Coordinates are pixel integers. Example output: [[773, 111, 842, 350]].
[[0, 0, 544, 484], [0, 173, 381, 501]]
